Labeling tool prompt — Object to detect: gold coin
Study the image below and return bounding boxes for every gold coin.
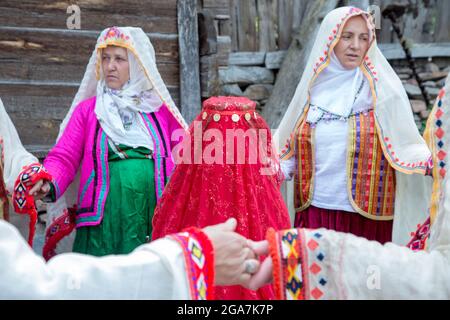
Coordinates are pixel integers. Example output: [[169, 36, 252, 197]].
[[213, 114, 221, 122], [245, 113, 251, 121], [202, 112, 208, 120], [231, 114, 240, 122]]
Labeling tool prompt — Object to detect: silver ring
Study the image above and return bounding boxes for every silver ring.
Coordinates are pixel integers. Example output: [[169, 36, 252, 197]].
[[244, 260, 257, 274]]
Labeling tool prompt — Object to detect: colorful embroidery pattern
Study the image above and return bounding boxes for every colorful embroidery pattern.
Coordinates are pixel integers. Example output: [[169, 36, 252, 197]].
[[141, 113, 166, 200], [267, 228, 327, 300], [294, 111, 395, 219], [294, 120, 313, 211], [267, 228, 306, 300], [77, 130, 109, 227], [100, 26, 131, 46], [43, 206, 76, 261], [348, 110, 395, 219], [168, 227, 215, 300], [280, 131, 296, 160], [429, 88, 447, 224], [305, 231, 327, 300], [13, 163, 53, 246], [434, 89, 447, 179], [78, 171, 95, 205], [406, 217, 431, 251], [379, 134, 431, 172]]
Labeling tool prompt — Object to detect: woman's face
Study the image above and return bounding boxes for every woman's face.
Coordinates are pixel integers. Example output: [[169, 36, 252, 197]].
[[101, 45, 130, 90], [333, 16, 370, 70]]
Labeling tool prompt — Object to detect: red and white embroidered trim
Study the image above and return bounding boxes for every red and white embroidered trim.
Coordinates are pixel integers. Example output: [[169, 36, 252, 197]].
[[267, 228, 328, 300], [267, 228, 307, 300], [43, 206, 76, 261], [13, 163, 52, 246], [407, 217, 431, 251], [168, 227, 215, 300]]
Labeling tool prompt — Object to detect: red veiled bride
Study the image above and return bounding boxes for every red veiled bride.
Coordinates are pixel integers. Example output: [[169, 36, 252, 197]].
[[152, 96, 291, 300]]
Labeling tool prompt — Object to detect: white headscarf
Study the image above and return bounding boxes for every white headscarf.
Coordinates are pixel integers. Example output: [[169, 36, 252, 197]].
[[275, 6, 431, 175], [395, 74, 450, 246], [424, 73, 450, 248], [95, 49, 163, 149], [275, 7, 433, 244], [307, 51, 373, 122], [57, 26, 187, 140]]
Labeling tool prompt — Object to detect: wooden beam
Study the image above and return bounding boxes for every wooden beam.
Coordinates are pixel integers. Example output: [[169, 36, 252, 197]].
[[219, 66, 274, 85], [177, 0, 201, 123], [0, 26, 178, 41], [379, 43, 450, 60], [216, 35, 232, 66], [228, 52, 266, 66], [262, 0, 339, 128], [198, 10, 218, 56], [344, 0, 369, 10], [257, 0, 277, 52]]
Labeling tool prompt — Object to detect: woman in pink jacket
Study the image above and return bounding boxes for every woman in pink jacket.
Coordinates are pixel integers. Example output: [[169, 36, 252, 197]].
[[31, 27, 187, 258]]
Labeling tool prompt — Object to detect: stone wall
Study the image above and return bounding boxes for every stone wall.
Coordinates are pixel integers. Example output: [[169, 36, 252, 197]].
[[391, 58, 449, 132], [219, 51, 286, 112], [212, 46, 449, 130]]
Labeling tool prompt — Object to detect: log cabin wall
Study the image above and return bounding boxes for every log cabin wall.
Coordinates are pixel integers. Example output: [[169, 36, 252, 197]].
[[198, 0, 450, 127], [1, 0, 449, 155], [202, 0, 450, 52], [0, 0, 180, 157]]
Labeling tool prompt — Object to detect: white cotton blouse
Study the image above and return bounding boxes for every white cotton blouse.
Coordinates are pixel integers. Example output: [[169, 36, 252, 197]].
[[281, 52, 374, 213], [280, 118, 355, 212], [311, 118, 354, 212]]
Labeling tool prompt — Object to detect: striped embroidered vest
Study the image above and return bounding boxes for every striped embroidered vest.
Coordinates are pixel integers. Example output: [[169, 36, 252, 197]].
[[294, 110, 396, 220]]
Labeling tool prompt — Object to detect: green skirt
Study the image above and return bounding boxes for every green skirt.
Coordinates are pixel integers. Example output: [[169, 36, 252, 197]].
[[73, 143, 156, 256]]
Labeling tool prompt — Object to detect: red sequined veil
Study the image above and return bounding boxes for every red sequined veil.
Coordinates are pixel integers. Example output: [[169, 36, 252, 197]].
[[152, 96, 291, 300]]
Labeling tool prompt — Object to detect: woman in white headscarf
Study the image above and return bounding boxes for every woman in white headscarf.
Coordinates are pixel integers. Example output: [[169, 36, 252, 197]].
[[276, 7, 432, 244], [246, 73, 450, 300], [28, 27, 187, 259]]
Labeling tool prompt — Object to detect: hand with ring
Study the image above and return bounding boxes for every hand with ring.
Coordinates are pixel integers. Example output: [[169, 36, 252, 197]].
[[245, 239, 274, 291], [244, 259, 259, 274], [202, 218, 261, 287]]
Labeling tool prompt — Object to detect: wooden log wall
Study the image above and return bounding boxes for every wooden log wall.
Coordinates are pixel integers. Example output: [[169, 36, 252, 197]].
[[374, 0, 450, 44], [0, 0, 180, 155], [199, 0, 450, 127], [201, 0, 450, 52], [178, 0, 201, 123], [1, 0, 449, 152]]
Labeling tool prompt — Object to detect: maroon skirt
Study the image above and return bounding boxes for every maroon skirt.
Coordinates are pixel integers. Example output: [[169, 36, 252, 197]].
[[294, 205, 393, 244]]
